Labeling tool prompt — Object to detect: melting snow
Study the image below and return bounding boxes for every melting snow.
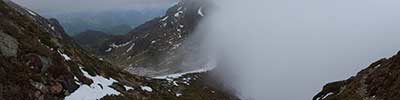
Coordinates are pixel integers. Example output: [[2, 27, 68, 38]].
[[126, 43, 135, 53], [26, 9, 37, 16], [124, 85, 134, 90], [57, 50, 71, 61], [183, 81, 190, 85], [321, 92, 334, 99], [153, 67, 214, 79], [65, 67, 120, 100], [177, 7, 183, 11], [141, 86, 153, 92], [198, 7, 204, 16], [176, 93, 182, 97], [105, 48, 112, 52], [110, 41, 132, 48], [211, 91, 215, 93], [174, 11, 183, 17], [161, 16, 169, 21], [173, 81, 179, 86]]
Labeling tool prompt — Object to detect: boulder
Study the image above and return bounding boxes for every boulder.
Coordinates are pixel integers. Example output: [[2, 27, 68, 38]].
[[0, 31, 18, 57]]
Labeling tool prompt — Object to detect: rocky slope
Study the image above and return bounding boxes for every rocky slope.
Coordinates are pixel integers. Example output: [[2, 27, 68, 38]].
[[314, 51, 400, 100], [0, 0, 238, 100], [89, 0, 211, 76]]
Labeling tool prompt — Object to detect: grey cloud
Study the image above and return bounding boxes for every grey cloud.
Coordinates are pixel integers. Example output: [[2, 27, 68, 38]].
[[196, 0, 400, 99]]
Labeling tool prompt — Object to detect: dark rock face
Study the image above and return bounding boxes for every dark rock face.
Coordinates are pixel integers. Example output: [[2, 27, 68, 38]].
[[314, 52, 400, 100]]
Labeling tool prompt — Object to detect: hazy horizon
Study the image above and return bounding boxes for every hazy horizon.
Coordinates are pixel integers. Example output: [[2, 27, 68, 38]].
[[11, 0, 178, 14]]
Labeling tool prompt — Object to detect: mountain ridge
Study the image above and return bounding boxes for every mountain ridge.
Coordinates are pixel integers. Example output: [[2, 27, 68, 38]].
[[74, 0, 211, 77], [314, 51, 400, 100]]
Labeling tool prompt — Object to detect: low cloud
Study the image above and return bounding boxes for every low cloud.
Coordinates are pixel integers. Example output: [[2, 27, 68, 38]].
[[197, 0, 400, 99]]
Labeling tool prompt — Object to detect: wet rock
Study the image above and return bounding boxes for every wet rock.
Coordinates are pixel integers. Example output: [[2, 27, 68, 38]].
[[0, 31, 18, 57]]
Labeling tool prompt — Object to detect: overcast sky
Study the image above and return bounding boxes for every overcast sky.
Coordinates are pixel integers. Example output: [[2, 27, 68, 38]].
[[11, 0, 178, 14]]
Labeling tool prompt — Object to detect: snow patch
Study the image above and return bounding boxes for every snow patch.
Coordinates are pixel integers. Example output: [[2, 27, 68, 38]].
[[321, 92, 334, 99], [374, 64, 381, 69], [198, 7, 205, 16], [141, 86, 153, 92], [57, 50, 71, 61], [110, 41, 132, 48], [105, 48, 112, 52], [124, 85, 134, 90], [176, 93, 182, 97], [153, 66, 214, 79], [65, 67, 120, 100], [173, 81, 179, 86], [161, 16, 169, 21], [26, 9, 37, 16], [183, 81, 190, 85], [177, 7, 183, 11], [171, 43, 182, 50], [126, 43, 135, 53], [174, 11, 184, 17]]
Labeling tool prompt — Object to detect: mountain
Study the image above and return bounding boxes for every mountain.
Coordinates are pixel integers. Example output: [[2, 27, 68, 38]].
[[72, 30, 113, 52], [313, 51, 400, 100], [85, 0, 211, 77], [0, 0, 238, 100], [45, 9, 165, 35]]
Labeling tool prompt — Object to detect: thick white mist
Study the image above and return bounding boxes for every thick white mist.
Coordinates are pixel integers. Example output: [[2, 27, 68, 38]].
[[196, 0, 400, 99]]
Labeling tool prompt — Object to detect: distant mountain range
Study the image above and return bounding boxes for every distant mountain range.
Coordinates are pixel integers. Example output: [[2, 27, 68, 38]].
[[44, 9, 166, 35]]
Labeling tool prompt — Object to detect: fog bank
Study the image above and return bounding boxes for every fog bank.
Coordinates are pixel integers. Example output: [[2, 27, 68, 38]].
[[197, 0, 400, 99]]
